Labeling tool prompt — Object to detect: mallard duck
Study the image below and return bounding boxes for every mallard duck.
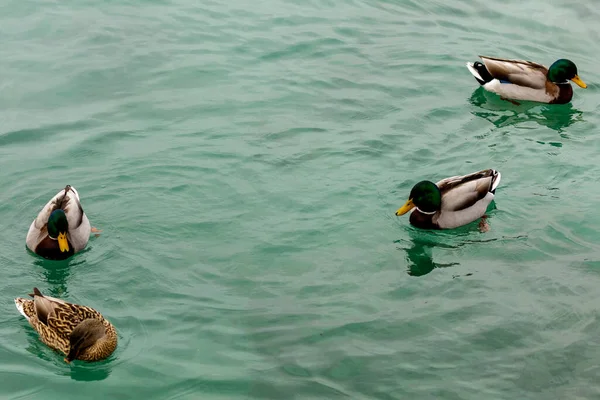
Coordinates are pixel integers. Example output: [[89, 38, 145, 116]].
[[26, 185, 97, 260], [395, 169, 501, 230], [15, 287, 117, 363], [466, 56, 587, 104]]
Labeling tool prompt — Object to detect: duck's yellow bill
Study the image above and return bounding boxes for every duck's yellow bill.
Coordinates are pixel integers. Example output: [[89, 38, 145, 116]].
[[571, 75, 587, 88], [395, 199, 415, 216], [58, 232, 69, 252]]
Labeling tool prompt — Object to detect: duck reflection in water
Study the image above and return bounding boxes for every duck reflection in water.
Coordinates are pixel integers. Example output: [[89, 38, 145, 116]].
[[399, 233, 460, 277], [30, 251, 89, 298], [69, 364, 112, 381], [469, 88, 584, 133], [32, 259, 71, 296]]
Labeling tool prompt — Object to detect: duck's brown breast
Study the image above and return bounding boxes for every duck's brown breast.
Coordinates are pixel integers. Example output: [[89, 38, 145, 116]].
[[548, 82, 573, 104], [409, 210, 441, 230], [35, 236, 74, 260]]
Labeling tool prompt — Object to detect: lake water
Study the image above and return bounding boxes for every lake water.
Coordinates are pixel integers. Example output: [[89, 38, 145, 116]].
[[1, 0, 600, 399]]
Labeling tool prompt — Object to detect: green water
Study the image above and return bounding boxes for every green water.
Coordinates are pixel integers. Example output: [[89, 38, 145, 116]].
[[2, 0, 600, 398]]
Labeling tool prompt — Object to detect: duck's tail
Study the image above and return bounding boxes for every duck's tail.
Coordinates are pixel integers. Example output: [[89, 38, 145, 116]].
[[14, 298, 30, 321], [490, 169, 501, 194], [466, 61, 494, 85]]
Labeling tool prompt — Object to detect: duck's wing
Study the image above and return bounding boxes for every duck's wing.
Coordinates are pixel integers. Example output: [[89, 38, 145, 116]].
[[29, 288, 78, 338], [480, 56, 549, 89], [63, 186, 91, 251], [30, 187, 72, 229], [432, 169, 501, 229], [26, 187, 71, 251], [436, 169, 501, 212], [14, 289, 73, 354]]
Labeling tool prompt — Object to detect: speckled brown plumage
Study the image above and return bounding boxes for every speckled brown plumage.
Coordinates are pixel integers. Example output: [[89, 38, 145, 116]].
[[15, 288, 117, 362]]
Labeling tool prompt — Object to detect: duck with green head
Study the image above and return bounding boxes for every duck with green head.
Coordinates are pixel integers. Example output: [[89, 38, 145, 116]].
[[395, 169, 501, 230], [466, 56, 587, 104], [26, 185, 97, 260]]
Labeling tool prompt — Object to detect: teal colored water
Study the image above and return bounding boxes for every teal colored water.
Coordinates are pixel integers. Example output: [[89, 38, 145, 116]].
[[2, 0, 600, 398]]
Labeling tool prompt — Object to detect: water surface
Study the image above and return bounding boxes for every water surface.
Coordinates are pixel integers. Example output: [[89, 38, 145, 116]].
[[1, 0, 600, 399]]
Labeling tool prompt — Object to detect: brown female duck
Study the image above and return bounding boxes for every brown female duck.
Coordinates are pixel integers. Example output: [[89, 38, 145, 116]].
[[15, 288, 117, 363]]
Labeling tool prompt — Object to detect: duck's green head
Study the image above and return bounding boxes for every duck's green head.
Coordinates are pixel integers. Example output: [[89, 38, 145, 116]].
[[548, 59, 587, 88], [47, 209, 69, 253], [395, 181, 441, 216]]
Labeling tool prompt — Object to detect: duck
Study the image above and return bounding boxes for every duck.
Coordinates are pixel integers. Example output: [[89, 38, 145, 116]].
[[395, 169, 501, 230], [14, 287, 117, 363], [466, 56, 587, 104], [26, 185, 98, 260]]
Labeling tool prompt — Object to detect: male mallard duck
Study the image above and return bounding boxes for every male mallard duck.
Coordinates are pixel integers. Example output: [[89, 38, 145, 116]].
[[466, 56, 587, 104], [395, 169, 501, 230], [15, 287, 117, 363], [26, 185, 97, 260]]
